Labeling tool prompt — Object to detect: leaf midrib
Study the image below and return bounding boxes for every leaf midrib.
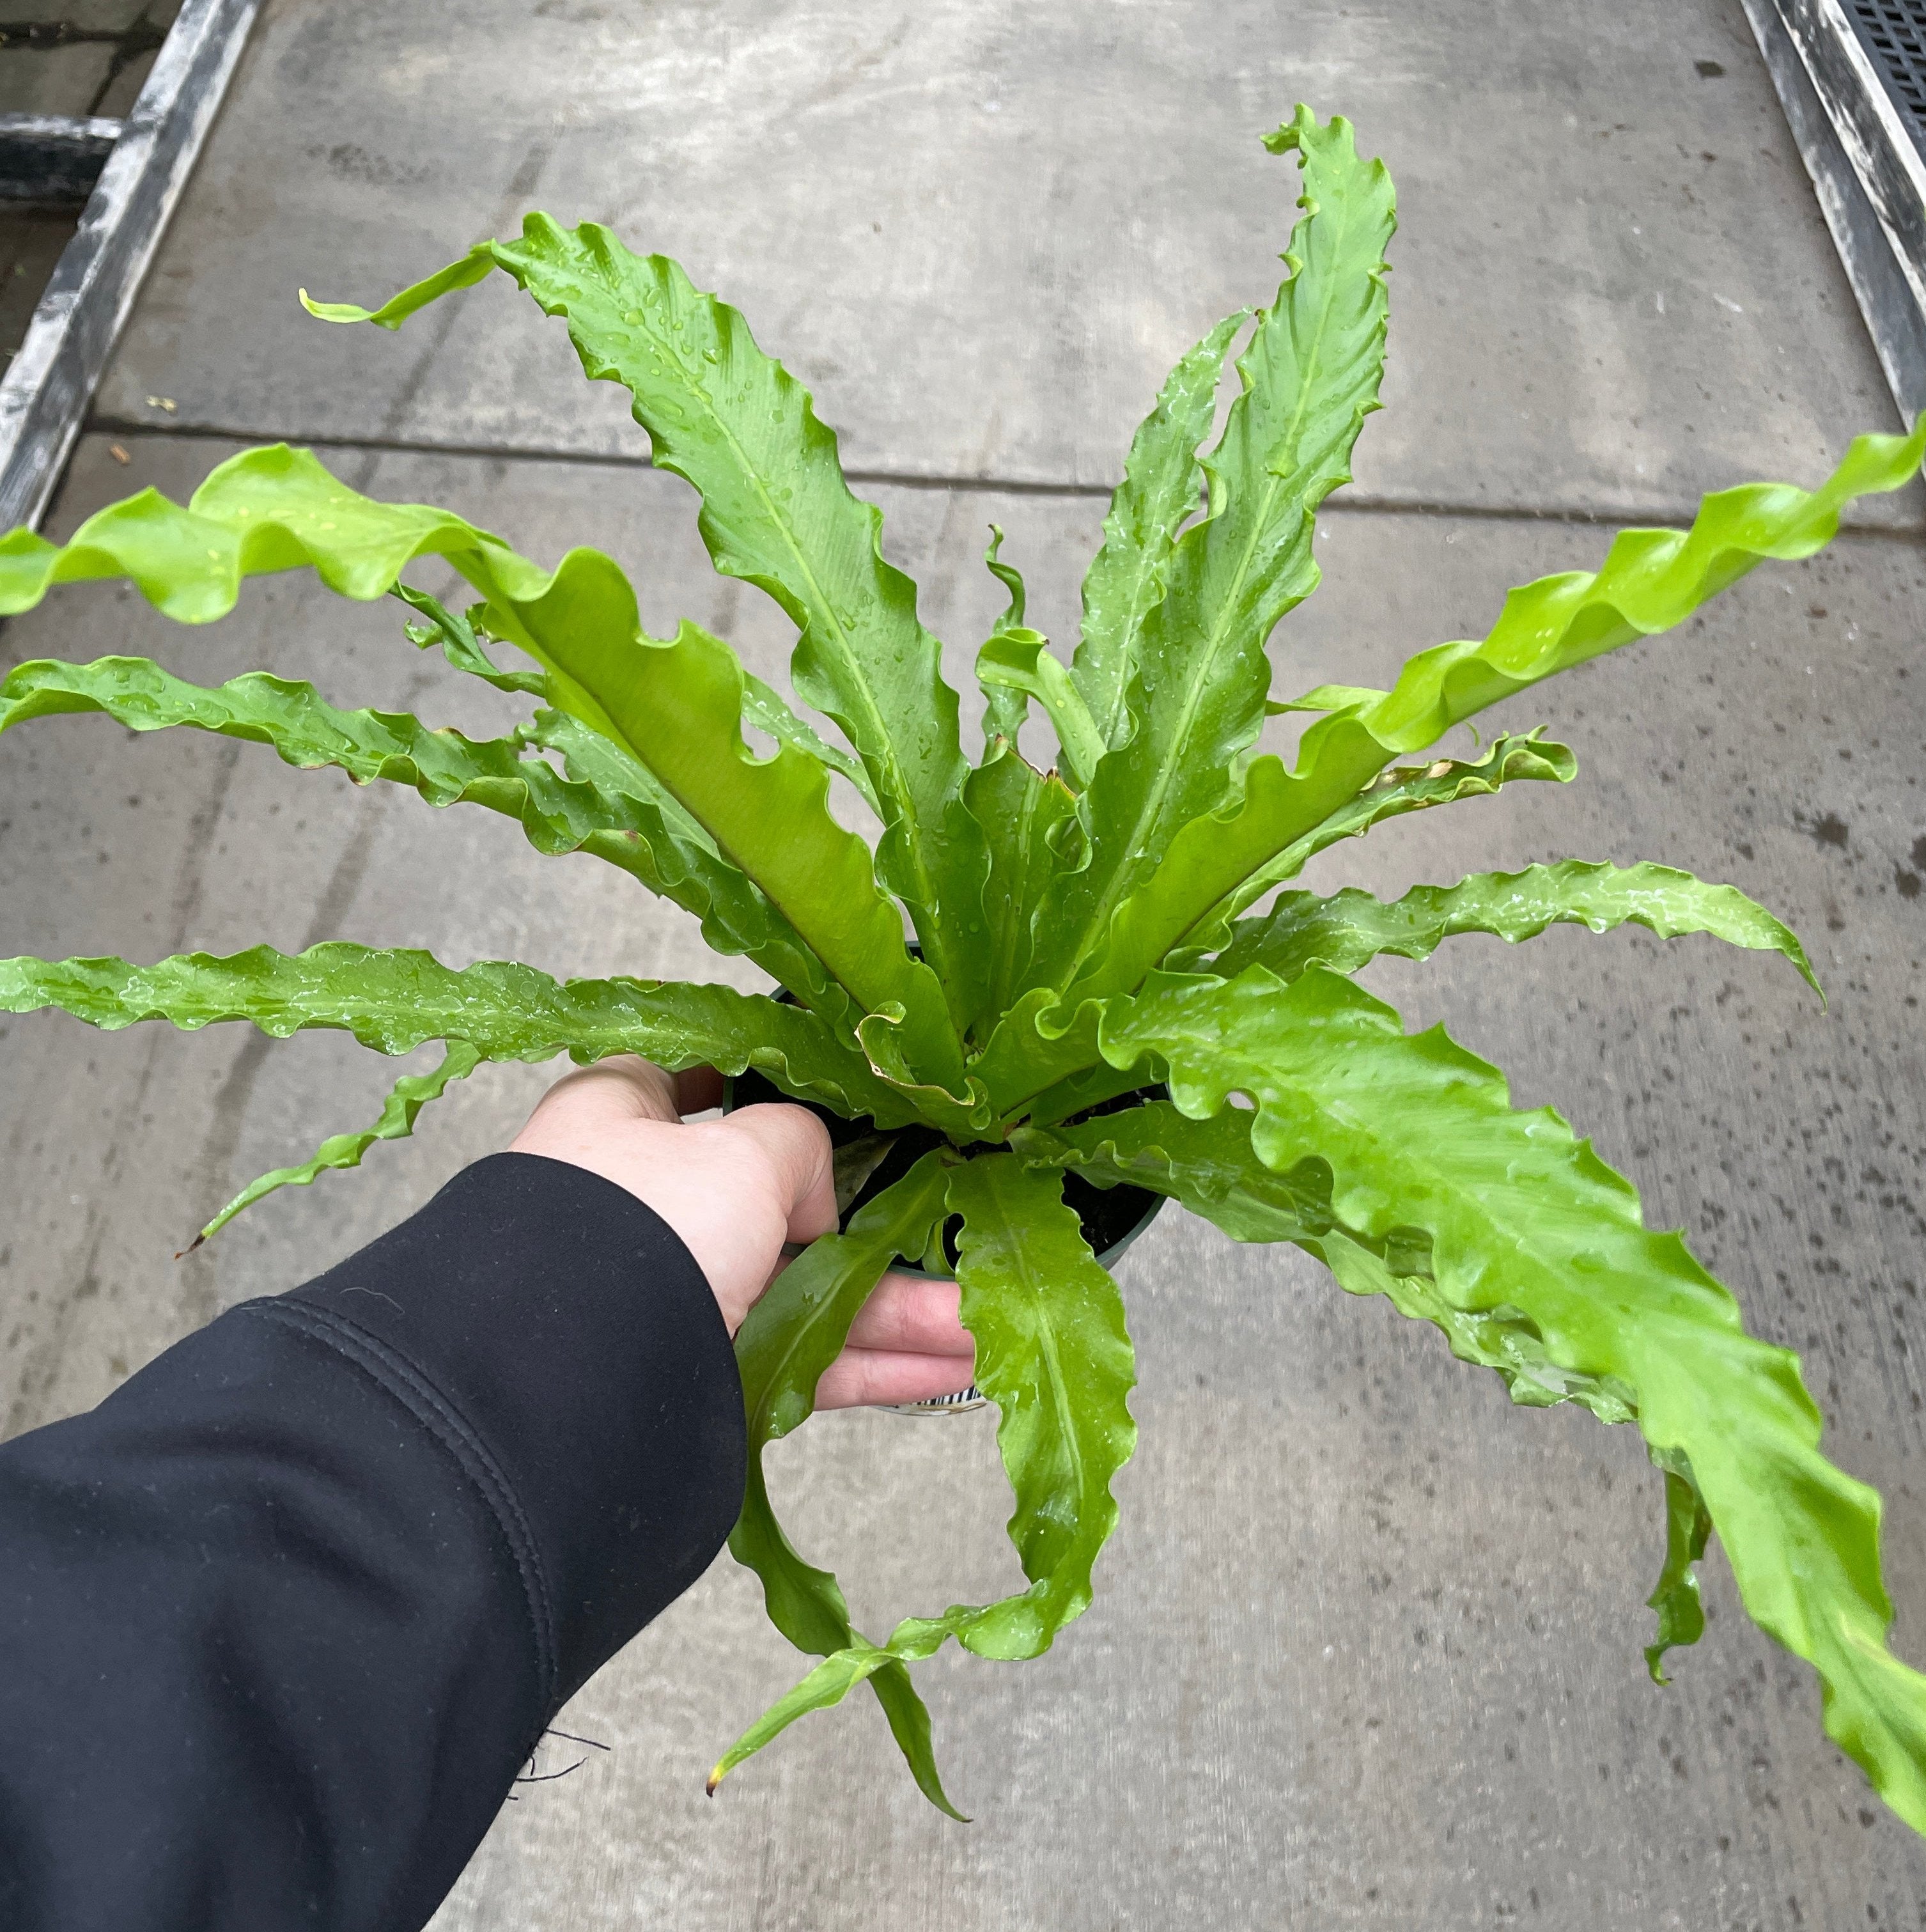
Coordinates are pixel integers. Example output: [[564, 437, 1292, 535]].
[[1014, 1256, 1089, 1589], [640, 280, 945, 939], [963, 1175, 1093, 1593], [1085, 311, 1249, 749], [753, 1169, 944, 1434], [988, 774, 1043, 1024], [1235, 1037, 1737, 1359], [752, 1233, 889, 1439], [1092, 470, 1191, 747], [1060, 204, 1368, 995]]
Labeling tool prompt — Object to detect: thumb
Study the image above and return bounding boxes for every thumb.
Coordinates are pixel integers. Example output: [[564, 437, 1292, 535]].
[[722, 1102, 837, 1247]]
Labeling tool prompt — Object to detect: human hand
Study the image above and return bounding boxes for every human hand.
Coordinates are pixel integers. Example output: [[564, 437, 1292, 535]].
[[508, 1057, 976, 1409]]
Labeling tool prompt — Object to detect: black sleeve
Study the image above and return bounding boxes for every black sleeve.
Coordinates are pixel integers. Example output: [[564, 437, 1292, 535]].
[[0, 1151, 747, 1932]]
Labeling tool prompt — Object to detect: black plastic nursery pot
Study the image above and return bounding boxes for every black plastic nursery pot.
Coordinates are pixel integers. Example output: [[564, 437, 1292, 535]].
[[717, 946, 1169, 1411], [721, 1063, 1167, 1413], [720, 1063, 1169, 1276]]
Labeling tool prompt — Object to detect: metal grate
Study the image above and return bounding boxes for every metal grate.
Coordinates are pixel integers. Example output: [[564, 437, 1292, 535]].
[[1847, 0, 1926, 149], [1746, 0, 1926, 418]]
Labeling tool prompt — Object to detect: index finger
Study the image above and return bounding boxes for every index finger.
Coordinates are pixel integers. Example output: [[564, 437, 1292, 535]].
[[845, 1273, 974, 1357]]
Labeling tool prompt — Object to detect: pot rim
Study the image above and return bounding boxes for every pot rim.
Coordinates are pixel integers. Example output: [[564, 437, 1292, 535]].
[[717, 1071, 1170, 1278], [721, 1044, 1169, 1414], [881, 1185, 1165, 1282]]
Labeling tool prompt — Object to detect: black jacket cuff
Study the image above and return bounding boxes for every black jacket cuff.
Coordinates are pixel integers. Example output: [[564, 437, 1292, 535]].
[[274, 1151, 746, 1707]]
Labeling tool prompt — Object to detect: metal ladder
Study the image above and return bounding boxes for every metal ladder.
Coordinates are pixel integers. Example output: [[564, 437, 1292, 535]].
[[0, 0, 258, 533]]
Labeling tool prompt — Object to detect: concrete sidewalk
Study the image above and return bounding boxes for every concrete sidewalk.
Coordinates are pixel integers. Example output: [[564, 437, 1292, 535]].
[[3, 1, 1924, 1926]]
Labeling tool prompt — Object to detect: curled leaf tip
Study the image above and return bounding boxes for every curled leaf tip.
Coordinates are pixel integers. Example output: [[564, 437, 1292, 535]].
[[297, 242, 498, 332], [299, 290, 375, 325], [1259, 101, 1322, 155]]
